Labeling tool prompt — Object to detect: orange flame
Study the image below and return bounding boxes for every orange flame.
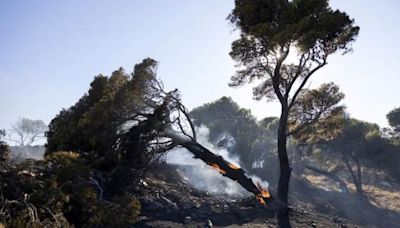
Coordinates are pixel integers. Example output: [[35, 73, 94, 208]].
[[256, 195, 266, 205], [256, 182, 270, 198], [211, 163, 227, 175], [227, 162, 241, 170], [255, 182, 271, 205]]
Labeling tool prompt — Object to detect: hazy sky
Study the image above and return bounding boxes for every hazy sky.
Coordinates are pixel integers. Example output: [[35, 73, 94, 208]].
[[1, 0, 399, 132]]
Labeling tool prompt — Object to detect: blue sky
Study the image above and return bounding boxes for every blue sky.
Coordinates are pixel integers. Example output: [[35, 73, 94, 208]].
[[1, 0, 399, 133]]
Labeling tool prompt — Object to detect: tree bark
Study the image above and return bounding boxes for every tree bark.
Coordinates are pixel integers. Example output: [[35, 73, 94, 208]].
[[276, 109, 292, 228]]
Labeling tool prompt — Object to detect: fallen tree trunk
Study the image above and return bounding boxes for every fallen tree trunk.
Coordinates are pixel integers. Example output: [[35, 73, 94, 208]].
[[119, 95, 277, 207], [180, 140, 274, 206]]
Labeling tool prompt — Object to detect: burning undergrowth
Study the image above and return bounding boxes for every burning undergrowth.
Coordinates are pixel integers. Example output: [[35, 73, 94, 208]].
[[166, 125, 269, 199]]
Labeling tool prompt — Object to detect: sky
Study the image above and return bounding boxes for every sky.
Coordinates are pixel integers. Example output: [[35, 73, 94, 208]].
[[1, 0, 399, 136]]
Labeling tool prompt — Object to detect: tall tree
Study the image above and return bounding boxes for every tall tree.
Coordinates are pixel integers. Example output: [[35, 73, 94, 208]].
[[9, 118, 48, 146], [228, 0, 359, 226], [317, 119, 379, 194]]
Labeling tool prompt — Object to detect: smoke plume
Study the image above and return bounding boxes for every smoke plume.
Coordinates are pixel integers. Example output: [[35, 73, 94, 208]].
[[166, 125, 268, 197]]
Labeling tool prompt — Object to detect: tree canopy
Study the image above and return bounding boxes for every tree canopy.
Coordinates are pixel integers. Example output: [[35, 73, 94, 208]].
[[387, 107, 400, 144], [190, 97, 258, 167], [46, 58, 159, 158], [229, 0, 359, 105], [190, 97, 279, 172], [387, 107, 400, 129]]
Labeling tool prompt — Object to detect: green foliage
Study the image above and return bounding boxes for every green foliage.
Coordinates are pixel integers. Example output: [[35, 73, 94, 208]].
[[0, 151, 142, 227], [229, 0, 359, 57], [46, 58, 158, 159], [190, 97, 259, 168], [191, 97, 257, 141], [0, 130, 10, 163], [303, 118, 382, 163], [387, 107, 400, 144], [95, 193, 141, 226], [0, 157, 74, 227], [331, 119, 381, 156], [41, 59, 169, 226], [387, 107, 400, 129], [228, 0, 359, 132], [290, 83, 346, 143], [190, 97, 279, 173]]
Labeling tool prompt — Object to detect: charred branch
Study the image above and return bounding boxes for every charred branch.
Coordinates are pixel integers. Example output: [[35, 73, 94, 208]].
[[179, 140, 276, 207]]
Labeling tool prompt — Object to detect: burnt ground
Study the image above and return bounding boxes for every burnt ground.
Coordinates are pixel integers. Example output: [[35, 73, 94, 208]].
[[132, 165, 376, 228]]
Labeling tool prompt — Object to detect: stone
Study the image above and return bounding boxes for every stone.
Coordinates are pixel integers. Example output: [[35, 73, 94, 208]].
[[184, 216, 192, 224]]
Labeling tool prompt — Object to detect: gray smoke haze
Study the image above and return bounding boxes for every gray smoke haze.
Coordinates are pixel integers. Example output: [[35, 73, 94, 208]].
[[166, 125, 268, 197], [10, 145, 45, 161]]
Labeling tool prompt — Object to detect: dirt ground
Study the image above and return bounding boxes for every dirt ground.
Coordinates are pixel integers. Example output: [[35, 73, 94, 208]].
[[133, 165, 377, 228], [298, 172, 400, 228]]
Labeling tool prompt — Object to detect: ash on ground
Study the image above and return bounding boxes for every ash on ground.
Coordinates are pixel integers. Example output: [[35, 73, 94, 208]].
[[134, 164, 359, 228]]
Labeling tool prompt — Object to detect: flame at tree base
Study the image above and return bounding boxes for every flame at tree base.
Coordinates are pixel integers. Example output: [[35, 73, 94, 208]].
[[205, 159, 271, 206], [160, 126, 274, 206], [256, 182, 271, 205]]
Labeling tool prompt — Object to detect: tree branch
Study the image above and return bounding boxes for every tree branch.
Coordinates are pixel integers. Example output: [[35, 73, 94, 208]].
[[272, 45, 290, 104], [288, 60, 327, 110]]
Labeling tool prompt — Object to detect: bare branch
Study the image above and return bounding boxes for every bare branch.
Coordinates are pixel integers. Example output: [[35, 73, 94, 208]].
[[288, 59, 327, 110]]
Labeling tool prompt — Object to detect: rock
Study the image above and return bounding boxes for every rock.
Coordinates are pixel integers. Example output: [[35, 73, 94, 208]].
[[223, 204, 229, 212], [184, 216, 192, 224], [205, 219, 213, 227], [140, 179, 148, 187]]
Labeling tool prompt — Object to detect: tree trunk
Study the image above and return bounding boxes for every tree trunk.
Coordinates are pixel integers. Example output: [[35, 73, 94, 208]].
[[343, 152, 363, 194], [353, 155, 363, 194], [276, 109, 292, 228], [305, 165, 349, 193]]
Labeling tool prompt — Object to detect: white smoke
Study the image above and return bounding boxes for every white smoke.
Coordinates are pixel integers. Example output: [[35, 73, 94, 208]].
[[166, 125, 268, 197]]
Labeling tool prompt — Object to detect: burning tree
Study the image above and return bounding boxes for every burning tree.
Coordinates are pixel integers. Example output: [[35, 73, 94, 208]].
[[46, 58, 274, 208], [115, 64, 274, 206]]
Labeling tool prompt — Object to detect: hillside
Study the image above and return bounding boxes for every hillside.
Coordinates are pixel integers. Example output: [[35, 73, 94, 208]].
[[134, 165, 370, 227]]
